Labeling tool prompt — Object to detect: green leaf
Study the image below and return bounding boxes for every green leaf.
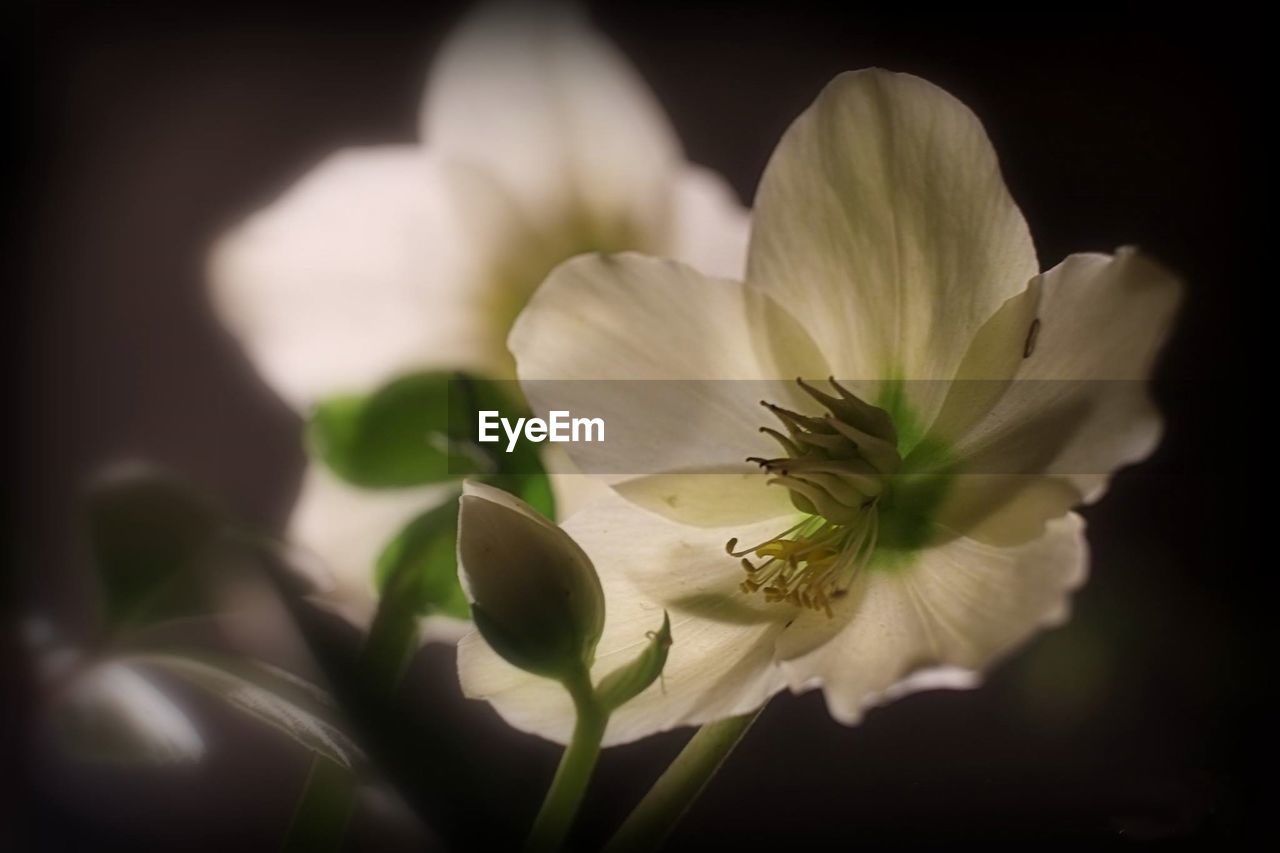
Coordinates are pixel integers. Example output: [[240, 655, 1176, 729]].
[[374, 499, 469, 620], [307, 371, 530, 489], [359, 499, 469, 692], [594, 612, 672, 712], [86, 464, 228, 630]]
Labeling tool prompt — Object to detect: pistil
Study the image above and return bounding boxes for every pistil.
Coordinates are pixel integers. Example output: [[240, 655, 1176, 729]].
[[729, 378, 901, 616]]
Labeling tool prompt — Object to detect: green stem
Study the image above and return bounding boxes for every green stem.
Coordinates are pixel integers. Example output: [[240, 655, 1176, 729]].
[[283, 755, 356, 852], [356, 588, 420, 700], [604, 707, 764, 852], [284, 589, 420, 847], [525, 668, 609, 853]]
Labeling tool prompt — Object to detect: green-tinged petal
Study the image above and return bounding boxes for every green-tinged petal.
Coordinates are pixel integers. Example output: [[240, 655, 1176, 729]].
[[209, 148, 500, 409], [922, 249, 1181, 545], [613, 473, 794, 528], [775, 512, 1087, 724], [458, 493, 792, 745], [423, 1, 678, 247], [747, 69, 1038, 446], [510, 253, 816, 523]]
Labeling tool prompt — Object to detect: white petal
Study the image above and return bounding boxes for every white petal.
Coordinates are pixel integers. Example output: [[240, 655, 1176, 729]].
[[423, 1, 678, 244], [924, 249, 1182, 545], [458, 493, 795, 745], [511, 254, 809, 512], [210, 147, 499, 409], [288, 463, 457, 622], [57, 663, 205, 763], [746, 70, 1038, 446], [542, 446, 618, 521], [777, 512, 1087, 725], [661, 165, 751, 280]]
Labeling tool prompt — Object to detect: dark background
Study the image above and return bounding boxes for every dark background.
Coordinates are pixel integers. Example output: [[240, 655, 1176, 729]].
[[9, 0, 1259, 848]]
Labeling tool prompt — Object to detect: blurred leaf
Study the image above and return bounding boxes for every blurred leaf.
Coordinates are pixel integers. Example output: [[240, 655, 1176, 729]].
[[367, 470, 556, 628], [374, 499, 469, 620], [86, 463, 228, 631], [358, 500, 467, 692], [308, 371, 531, 488], [595, 612, 672, 712], [263, 544, 517, 848], [141, 653, 359, 768], [504, 469, 556, 520], [53, 661, 205, 764], [284, 756, 356, 853]]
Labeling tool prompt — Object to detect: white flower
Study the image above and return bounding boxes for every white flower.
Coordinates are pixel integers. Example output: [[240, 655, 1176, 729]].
[[208, 1, 749, 627], [457, 69, 1182, 744]]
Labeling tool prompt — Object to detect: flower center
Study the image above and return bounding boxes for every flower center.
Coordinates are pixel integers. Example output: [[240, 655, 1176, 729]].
[[726, 378, 902, 617]]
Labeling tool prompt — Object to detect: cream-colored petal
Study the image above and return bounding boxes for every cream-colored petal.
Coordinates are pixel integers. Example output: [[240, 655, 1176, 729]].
[[210, 147, 498, 409], [777, 512, 1087, 725], [747, 69, 1038, 447], [423, 1, 677, 245], [511, 254, 802, 510], [660, 165, 751, 280], [923, 249, 1181, 545], [458, 494, 795, 745], [613, 473, 795, 528], [542, 446, 621, 521]]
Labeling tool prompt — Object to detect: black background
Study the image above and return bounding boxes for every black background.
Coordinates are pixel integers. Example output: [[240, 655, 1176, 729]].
[[9, 0, 1259, 848]]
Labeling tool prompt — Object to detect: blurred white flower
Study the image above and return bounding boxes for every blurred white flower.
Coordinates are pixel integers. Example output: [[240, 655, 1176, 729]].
[[55, 657, 206, 764], [209, 2, 749, 629], [457, 69, 1181, 744]]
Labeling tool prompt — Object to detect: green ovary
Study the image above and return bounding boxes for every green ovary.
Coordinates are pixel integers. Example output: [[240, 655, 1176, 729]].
[[728, 377, 953, 615]]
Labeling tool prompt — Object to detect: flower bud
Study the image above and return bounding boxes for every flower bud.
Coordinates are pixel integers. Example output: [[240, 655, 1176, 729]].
[[457, 480, 604, 681]]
